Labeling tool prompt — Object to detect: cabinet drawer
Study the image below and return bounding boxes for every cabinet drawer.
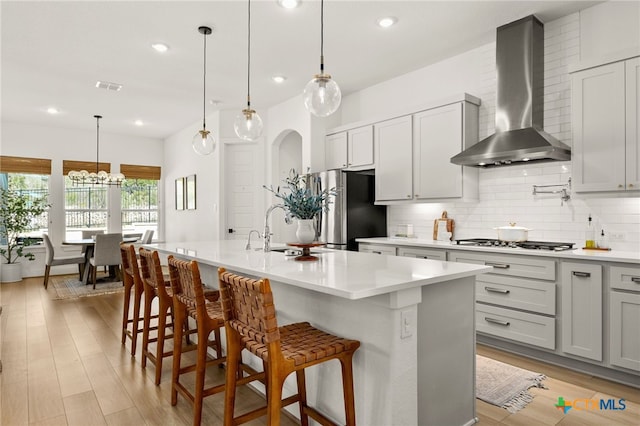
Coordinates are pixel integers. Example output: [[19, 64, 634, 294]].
[[397, 246, 446, 261], [359, 244, 396, 256], [610, 266, 640, 292], [449, 251, 556, 281], [476, 274, 556, 315], [476, 304, 555, 350]]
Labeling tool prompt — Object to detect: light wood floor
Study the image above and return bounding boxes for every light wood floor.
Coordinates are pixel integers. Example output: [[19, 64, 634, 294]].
[[2, 275, 639, 425]]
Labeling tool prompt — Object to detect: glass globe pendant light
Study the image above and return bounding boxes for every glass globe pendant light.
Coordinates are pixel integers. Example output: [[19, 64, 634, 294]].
[[303, 0, 341, 117], [234, 0, 263, 141], [192, 26, 216, 155]]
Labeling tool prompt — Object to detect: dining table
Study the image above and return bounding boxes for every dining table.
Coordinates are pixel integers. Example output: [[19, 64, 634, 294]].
[[62, 236, 139, 284]]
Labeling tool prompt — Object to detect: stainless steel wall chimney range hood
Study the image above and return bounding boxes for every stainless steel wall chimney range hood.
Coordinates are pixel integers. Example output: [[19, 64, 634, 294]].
[[451, 15, 571, 167]]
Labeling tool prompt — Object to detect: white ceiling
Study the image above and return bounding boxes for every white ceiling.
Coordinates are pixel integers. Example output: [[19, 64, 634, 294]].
[[2, 0, 601, 140]]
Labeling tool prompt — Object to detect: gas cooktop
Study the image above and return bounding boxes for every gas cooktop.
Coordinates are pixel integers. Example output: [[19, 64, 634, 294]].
[[455, 238, 576, 251]]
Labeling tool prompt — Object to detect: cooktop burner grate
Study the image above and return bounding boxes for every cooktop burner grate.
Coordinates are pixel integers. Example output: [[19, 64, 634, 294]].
[[455, 238, 575, 251]]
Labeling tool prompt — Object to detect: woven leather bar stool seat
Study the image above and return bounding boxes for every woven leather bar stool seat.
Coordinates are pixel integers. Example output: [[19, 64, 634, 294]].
[[167, 256, 229, 426], [119, 244, 145, 357], [218, 267, 361, 426]]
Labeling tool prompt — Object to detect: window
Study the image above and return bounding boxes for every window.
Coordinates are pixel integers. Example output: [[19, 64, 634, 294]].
[[0, 156, 52, 244], [121, 179, 159, 240], [64, 177, 108, 240]]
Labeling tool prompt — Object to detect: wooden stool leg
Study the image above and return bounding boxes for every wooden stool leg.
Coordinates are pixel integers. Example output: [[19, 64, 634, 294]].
[[121, 281, 132, 346], [266, 369, 284, 426], [141, 293, 154, 369], [154, 299, 169, 386], [340, 353, 357, 426], [223, 330, 242, 426], [193, 325, 211, 426], [296, 369, 309, 426], [171, 303, 186, 406], [131, 284, 143, 356]]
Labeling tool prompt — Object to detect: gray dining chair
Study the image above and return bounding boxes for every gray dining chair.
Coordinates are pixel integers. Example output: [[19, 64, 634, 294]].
[[82, 229, 106, 273], [43, 233, 86, 289], [89, 233, 123, 288], [140, 230, 154, 244]]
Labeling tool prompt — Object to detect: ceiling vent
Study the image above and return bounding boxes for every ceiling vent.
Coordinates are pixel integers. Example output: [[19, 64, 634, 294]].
[[95, 80, 123, 91]]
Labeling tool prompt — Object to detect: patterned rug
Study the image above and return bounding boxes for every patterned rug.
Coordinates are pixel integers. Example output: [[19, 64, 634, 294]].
[[49, 275, 124, 300], [476, 355, 547, 413]]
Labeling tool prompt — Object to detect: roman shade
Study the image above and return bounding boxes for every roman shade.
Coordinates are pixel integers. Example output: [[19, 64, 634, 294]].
[[63, 160, 111, 175], [0, 155, 52, 174], [119, 164, 161, 180]]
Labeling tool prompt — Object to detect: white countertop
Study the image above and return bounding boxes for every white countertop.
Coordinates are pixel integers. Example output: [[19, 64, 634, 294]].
[[145, 240, 491, 300], [357, 237, 640, 264]]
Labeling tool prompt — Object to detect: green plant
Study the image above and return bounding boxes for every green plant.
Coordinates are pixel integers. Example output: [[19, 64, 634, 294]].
[[264, 169, 337, 220], [0, 188, 49, 264]]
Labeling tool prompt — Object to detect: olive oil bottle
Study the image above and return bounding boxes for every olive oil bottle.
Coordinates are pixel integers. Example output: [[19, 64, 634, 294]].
[[585, 214, 596, 248]]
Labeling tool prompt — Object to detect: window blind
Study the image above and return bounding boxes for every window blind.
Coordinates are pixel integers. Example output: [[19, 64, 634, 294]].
[[62, 160, 111, 175], [119, 164, 161, 180], [0, 156, 52, 174]]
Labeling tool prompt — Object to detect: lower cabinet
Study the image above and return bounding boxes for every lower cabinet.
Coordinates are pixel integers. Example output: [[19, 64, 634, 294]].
[[609, 266, 640, 371], [397, 246, 446, 261], [476, 304, 556, 350], [561, 262, 603, 361], [358, 243, 397, 256]]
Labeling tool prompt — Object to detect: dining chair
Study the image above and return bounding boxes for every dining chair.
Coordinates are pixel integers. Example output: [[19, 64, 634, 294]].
[[42, 233, 86, 289], [140, 229, 154, 244], [82, 229, 105, 274], [89, 233, 123, 289]]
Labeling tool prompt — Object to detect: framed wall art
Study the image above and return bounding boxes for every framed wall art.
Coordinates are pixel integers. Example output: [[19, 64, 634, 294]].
[[175, 177, 184, 210], [186, 174, 197, 210]]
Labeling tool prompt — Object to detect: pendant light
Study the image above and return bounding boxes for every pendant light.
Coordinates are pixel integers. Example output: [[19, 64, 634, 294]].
[[192, 26, 216, 156], [68, 115, 125, 186], [234, 0, 264, 141], [303, 0, 341, 117]]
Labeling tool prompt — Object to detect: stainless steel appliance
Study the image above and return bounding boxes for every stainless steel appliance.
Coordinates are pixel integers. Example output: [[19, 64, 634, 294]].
[[451, 15, 571, 167], [308, 170, 387, 250], [455, 238, 575, 251]]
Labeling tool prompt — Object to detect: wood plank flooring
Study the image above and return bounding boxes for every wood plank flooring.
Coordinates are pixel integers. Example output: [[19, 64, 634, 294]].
[[2, 275, 639, 425]]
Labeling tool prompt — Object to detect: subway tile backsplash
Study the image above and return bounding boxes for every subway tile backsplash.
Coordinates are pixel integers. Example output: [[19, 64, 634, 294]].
[[387, 13, 640, 253]]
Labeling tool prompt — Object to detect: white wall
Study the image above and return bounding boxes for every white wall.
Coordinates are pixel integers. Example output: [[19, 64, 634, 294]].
[[335, 2, 640, 251]]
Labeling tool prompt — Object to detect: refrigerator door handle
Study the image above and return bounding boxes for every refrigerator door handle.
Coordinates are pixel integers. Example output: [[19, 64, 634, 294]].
[[315, 176, 323, 240]]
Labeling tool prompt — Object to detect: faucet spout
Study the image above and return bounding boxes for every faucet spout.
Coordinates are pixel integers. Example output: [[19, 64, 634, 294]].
[[245, 229, 262, 250], [263, 204, 288, 252]]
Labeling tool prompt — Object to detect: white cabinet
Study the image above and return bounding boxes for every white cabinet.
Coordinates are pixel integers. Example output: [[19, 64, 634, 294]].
[[325, 126, 374, 171], [358, 243, 396, 256], [609, 266, 640, 371], [571, 57, 640, 192], [374, 116, 413, 201], [325, 131, 348, 170], [561, 262, 603, 361], [397, 246, 446, 261], [413, 102, 478, 200]]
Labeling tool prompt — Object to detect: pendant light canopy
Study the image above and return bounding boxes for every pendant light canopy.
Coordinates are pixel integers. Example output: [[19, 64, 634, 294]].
[[234, 0, 263, 141], [68, 115, 125, 186], [303, 0, 341, 117], [192, 26, 216, 156]]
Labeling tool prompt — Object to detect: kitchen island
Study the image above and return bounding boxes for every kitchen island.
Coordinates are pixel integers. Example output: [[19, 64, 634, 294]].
[[146, 240, 491, 426]]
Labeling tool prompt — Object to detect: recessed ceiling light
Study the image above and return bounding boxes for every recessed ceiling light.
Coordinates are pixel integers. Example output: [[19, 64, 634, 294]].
[[272, 75, 287, 84], [377, 17, 397, 28], [96, 80, 123, 91], [134, 120, 144, 126], [46, 107, 59, 114], [151, 43, 169, 53], [278, 0, 300, 9]]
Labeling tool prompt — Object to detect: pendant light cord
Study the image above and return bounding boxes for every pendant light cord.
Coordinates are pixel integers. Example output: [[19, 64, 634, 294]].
[[95, 115, 100, 173], [202, 31, 207, 129], [320, 0, 324, 73], [246, 0, 251, 108]]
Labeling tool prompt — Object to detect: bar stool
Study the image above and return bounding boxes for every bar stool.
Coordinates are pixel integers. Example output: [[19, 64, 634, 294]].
[[217, 267, 361, 426], [119, 244, 144, 357], [139, 247, 179, 385], [166, 256, 228, 426]]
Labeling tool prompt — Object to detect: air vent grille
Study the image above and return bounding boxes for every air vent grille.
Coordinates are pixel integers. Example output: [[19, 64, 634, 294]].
[[95, 81, 123, 91]]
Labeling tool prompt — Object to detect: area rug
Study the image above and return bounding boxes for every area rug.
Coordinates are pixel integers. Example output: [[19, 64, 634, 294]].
[[476, 354, 547, 413], [49, 275, 124, 300]]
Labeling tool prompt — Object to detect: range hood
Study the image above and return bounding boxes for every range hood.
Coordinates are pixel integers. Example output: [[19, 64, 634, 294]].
[[451, 15, 571, 167]]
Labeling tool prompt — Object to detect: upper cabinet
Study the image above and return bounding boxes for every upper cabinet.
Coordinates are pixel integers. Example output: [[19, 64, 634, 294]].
[[325, 126, 374, 171], [571, 56, 640, 192], [374, 116, 414, 201]]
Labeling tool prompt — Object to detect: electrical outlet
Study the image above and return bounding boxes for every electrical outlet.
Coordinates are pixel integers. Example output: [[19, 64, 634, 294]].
[[400, 310, 412, 339], [609, 232, 626, 241]]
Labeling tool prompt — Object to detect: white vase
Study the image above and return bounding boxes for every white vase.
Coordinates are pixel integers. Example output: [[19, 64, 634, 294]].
[[295, 219, 316, 244], [1, 262, 23, 283]]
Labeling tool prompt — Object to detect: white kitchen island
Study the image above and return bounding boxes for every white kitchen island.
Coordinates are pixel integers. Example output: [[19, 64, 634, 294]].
[[146, 240, 491, 426]]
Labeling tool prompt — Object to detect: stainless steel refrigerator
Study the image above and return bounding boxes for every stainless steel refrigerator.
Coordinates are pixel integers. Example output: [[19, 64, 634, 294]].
[[307, 170, 387, 250]]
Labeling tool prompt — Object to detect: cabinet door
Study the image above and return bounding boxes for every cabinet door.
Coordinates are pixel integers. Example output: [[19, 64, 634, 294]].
[[413, 103, 463, 199], [325, 132, 348, 170], [610, 291, 640, 371], [572, 62, 626, 192], [374, 116, 413, 201], [561, 262, 603, 361], [359, 243, 396, 256], [347, 125, 374, 169], [626, 57, 640, 191], [397, 246, 446, 261]]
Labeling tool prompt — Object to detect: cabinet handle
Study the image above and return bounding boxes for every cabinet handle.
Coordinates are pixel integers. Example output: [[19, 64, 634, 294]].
[[631, 277, 640, 283], [618, 184, 624, 188], [485, 286, 510, 294], [572, 271, 591, 278], [372, 251, 382, 254], [407, 195, 411, 198], [419, 256, 429, 259], [485, 317, 510, 326], [629, 184, 635, 188], [485, 262, 510, 269], [415, 194, 419, 197]]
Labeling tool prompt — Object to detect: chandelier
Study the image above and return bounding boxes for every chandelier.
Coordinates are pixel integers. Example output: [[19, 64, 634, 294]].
[[68, 115, 125, 186]]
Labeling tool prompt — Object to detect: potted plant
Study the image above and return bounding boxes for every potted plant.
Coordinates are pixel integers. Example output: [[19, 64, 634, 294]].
[[264, 169, 337, 243], [0, 188, 49, 282]]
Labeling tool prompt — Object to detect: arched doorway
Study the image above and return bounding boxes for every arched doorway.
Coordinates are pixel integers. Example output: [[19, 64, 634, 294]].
[[271, 130, 302, 244]]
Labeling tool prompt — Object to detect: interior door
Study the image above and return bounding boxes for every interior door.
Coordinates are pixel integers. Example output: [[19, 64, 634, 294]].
[[224, 143, 263, 240]]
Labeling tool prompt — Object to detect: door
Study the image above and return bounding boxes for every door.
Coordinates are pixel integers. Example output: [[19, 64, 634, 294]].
[[224, 143, 263, 240]]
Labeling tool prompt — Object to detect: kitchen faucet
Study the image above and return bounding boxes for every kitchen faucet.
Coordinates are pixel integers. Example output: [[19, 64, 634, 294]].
[[245, 229, 262, 250], [263, 204, 291, 252]]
